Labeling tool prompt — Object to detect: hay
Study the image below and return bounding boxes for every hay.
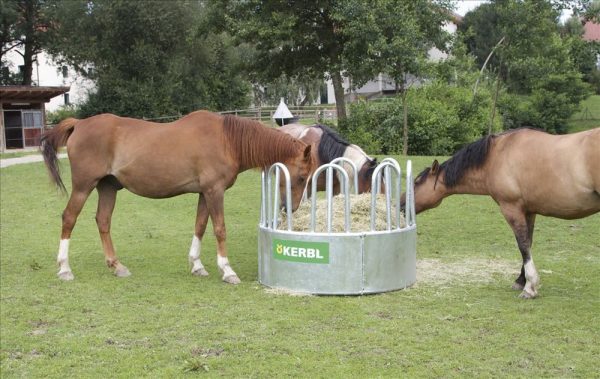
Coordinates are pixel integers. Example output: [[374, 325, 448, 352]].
[[279, 193, 406, 233]]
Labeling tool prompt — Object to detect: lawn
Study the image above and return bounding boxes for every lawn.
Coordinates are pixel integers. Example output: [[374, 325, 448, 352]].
[[1, 157, 599, 377], [568, 94, 600, 132]]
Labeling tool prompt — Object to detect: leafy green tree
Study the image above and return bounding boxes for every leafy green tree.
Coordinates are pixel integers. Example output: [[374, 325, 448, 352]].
[[459, 0, 591, 133], [46, 0, 250, 118], [223, 0, 452, 124], [1, 0, 54, 85]]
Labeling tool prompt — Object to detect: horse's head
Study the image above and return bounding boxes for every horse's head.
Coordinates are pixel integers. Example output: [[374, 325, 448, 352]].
[[401, 160, 447, 214], [357, 157, 380, 194], [282, 143, 314, 211]]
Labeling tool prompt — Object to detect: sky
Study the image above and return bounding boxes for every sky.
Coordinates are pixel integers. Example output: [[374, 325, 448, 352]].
[[453, 0, 573, 21]]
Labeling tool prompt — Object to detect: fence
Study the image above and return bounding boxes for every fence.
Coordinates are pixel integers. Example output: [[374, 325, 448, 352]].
[[219, 106, 337, 127]]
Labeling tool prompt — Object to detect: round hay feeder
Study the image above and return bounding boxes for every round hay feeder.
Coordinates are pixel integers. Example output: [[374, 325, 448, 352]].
[[258, 158, 417, 295]]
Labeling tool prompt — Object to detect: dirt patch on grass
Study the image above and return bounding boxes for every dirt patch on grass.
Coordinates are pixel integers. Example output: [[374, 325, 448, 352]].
[[417, 258, 518, 286], [261, 258, 519, 296], [263, 287, 313, 297]]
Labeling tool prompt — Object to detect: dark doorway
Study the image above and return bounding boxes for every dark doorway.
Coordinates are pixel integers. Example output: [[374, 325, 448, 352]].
[[4, 111, 23, 149]]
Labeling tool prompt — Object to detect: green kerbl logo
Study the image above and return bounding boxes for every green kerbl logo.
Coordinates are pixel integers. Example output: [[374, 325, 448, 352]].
[[273, 239, 329, 264]]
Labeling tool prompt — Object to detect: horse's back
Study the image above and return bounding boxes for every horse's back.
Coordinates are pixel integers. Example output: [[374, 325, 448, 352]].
[[492, 128, 600, 218], [63, 111, 232, 197]]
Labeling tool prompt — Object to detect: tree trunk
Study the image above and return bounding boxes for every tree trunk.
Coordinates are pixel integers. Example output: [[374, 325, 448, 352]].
[[20, 0, 37, 86], [331, 71, 347, 121], [402, 88, 408, 156], [21, 43, 34, 85]]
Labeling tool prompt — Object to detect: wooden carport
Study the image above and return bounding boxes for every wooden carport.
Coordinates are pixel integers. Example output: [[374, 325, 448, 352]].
[[0, 85, 70, 152]]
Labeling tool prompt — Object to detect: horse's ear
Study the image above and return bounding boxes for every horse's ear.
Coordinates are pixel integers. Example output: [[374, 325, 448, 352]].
[[303, 144, 312, 160], [431, 160, 440, 174]]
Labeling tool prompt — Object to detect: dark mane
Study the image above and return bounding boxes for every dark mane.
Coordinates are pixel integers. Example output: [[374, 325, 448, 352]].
[[313, 124, 349, 163], [223, 115, 305, 169], [418, 134, 497, 188]]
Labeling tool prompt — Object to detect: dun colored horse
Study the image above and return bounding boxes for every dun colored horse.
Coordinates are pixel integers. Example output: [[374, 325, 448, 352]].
[[402, 127, 600, 298], [279, 123, 378, 194], [42, 111, 313, 284]]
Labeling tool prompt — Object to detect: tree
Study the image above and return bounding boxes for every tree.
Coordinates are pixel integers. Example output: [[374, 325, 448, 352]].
[[223, 1, 352, 119], [224, 0, 452, 149], [1, 0, 53, 85], [45, 0, 250, 118], [339, 0, 452, 154], [459, 0, 591, 133]]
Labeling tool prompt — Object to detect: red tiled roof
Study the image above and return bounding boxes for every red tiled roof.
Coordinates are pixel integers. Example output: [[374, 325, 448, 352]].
[[583, 21, 600, 41]]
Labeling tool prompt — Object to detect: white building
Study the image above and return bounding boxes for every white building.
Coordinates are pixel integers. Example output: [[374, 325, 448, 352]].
[[3, 50, 94, 112]]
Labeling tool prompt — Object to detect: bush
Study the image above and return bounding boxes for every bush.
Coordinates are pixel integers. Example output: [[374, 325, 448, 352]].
[[46, 105, 79, 126], [498, 72, 591, 133], [339, 82, 499, 155]]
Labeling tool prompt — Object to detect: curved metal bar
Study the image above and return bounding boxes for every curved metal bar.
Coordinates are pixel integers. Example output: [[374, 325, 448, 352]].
[[310, 163, 351, 232], [406, 160, 416, 226], [260, 170, 266, 226], [381, 158, 402, 228], [331, 157, 358, 195], [370, 160, 401, 231], [266, 163, 292, 231]]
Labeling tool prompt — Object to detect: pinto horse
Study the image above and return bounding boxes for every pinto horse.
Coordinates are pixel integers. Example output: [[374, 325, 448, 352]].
[[41, 111, 313, 284], [401, 127, 600, 298], [279, 123, 378, 194]]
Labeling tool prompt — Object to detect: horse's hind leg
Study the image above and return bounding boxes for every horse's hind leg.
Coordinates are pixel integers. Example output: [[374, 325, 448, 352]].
[[96, 178, 130, 277], [188, 194, 209, 277], [57, 186, 94, 280]]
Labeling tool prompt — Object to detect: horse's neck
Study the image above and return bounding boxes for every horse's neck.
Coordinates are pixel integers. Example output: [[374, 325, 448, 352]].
[[447, 167, 489, 195], [343, 145, 369, 169], [237, 128, 300, 171]]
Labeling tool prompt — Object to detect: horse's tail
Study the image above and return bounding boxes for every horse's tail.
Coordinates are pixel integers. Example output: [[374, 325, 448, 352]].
[[41, 118, 78, 194]]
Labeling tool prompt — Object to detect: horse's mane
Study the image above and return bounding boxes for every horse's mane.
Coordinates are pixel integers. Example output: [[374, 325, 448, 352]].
[[222, 115, 305, 169], [416, 133, 498, 188], [313, 124, 350, 163]]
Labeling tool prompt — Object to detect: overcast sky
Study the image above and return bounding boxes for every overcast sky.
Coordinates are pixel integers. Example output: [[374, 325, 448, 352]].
[[453, 0, 573, 22]]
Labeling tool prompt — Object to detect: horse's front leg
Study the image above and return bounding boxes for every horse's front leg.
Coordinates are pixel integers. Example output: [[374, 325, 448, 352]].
[[511, 213, 536, 291], [189, 194, 209, 277], [500, 205, 539, 299], [204, 189, 240, 284]]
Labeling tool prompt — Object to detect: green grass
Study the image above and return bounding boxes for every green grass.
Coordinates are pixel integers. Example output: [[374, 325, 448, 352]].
[[568, 95, 600, 132], [1, 157, 599, 378]]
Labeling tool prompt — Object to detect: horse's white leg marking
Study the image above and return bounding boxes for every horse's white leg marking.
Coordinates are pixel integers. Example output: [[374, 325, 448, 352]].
[[217, 255, 240, 284], [57, 239, 74, 281], [188, 235, 209, 276], [520, 259, 539, 299]]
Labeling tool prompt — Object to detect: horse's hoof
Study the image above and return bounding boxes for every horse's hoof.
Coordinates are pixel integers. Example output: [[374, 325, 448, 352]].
[[518, 290, 537, 299], [114, 267, 131, 278], [511, 282, 525, 291], [192, 267, 209, 277], [223, 275, 241, 284], [57, 271, 74, 281]]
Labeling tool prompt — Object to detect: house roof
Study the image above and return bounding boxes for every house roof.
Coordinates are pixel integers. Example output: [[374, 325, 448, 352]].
[[0, 85, 70, 103], [583, 21, 600, 41]]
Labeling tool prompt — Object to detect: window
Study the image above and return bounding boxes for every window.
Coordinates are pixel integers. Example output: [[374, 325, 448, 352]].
[[22, 111, 43, 128], [64, 93, 70, 105]]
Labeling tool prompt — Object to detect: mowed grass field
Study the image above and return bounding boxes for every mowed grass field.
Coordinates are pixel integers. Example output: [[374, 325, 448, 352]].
[[1, 156, 599, 378]]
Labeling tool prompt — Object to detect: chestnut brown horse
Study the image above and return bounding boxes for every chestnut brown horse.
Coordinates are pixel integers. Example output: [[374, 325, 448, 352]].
[[401, 127, 600, 298], [42, 111, 313, 284], [279, 123, 378, 194]]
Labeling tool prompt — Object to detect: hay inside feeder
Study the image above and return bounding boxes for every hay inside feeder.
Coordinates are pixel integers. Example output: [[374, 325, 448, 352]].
[[279, 193, 405, 233]]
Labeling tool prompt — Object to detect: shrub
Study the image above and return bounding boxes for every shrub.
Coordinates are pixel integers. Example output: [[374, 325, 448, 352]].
[[340, 82, 499, 155]]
